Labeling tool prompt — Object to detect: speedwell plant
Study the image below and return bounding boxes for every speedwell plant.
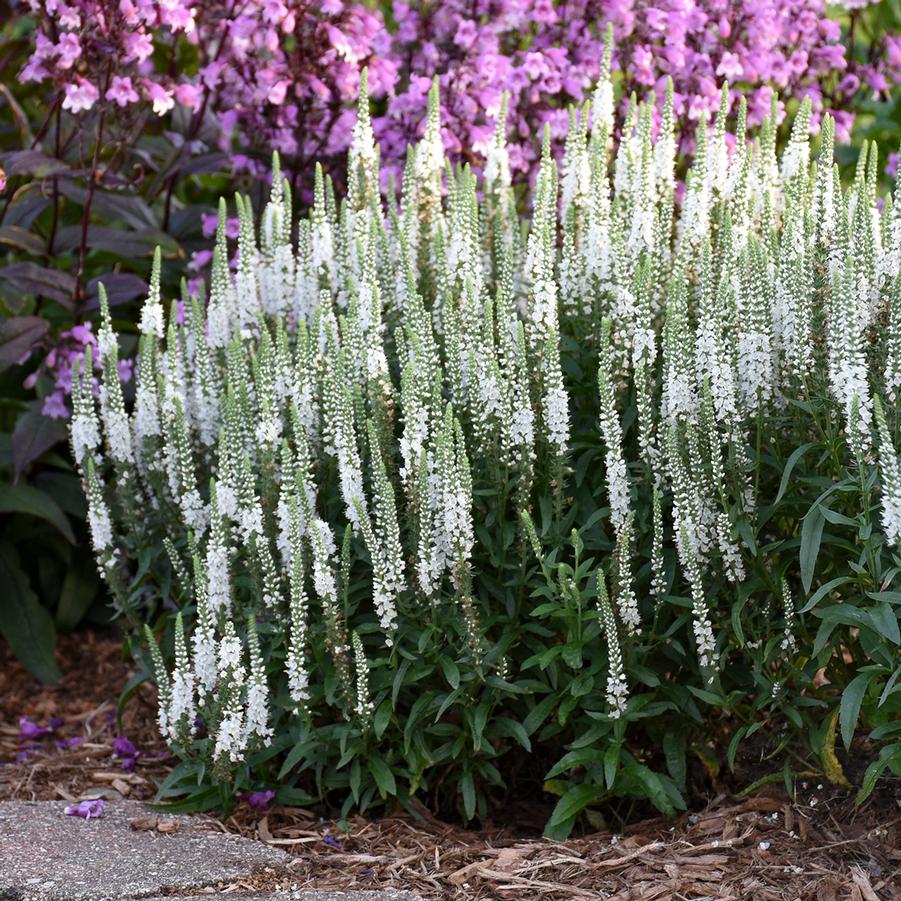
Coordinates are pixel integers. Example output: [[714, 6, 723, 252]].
[[70, 53, 901, 832]]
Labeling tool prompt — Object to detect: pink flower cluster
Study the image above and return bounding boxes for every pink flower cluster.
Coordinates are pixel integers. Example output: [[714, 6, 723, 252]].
[[20, 0, 199, 116], [376, 0, 900, 178], [195, 1, 390, 181], [18, 0, 387, 184], [19, 0, 901, 188]]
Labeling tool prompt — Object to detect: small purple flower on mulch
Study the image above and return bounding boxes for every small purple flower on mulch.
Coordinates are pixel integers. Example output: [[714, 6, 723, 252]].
[[19, 717, 53, 741], [57, 737, 83, 750], [64, 799, 105, 820], [113, 735, 139, 770], [322, 832, 343, 850], [240, 790, 276, 811]]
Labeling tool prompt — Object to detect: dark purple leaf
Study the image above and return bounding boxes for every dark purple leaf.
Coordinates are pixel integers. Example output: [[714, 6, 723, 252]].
[[0, 226, 46, 256], [177, 152, 230, 179], [57, 183, 156, 230], [0, 263, 76, 308], [0, 150, 70, 178], [85, 274, 148, 310], [4, 192, 51, 230], [12, 407, 68, 481], [55, 225, 178, 259], [0, 315, 49, 371]]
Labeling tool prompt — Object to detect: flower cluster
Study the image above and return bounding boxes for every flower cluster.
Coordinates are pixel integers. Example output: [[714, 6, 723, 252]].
[[20, 0, 198, 115], [376, 0, 901, 180], [18, 0, 901, 186], [71, 64, 901, 785], [18, 0, 386, 184]]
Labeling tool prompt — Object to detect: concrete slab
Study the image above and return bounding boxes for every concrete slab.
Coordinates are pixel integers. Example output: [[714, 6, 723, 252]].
[[0, 800, 290, 900]]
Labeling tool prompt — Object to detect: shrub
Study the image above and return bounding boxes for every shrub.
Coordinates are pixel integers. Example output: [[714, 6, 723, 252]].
[[70, 69, 901, 830]]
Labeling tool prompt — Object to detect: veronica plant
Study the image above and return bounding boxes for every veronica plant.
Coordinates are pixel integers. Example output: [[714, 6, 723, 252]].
[[72, 62, 901, 830]]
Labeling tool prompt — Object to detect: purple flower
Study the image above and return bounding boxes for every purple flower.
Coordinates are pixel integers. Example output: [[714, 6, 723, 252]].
[[323, 833, 343, 849], [19, 717, 52, 741], [241, 790, 276, 810], [64, 799, 105, 820], [887, 152, 900, 180], [113, 735, 139, 770], [113, 736, 138, 758]]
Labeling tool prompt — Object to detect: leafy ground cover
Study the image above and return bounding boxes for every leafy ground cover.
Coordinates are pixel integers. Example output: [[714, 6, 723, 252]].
[[1, 629, 899, 899]]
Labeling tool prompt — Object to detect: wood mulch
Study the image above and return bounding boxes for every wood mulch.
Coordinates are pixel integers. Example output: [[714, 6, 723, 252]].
[[0, 628, 169, 806], [2, 630, 900, 900]]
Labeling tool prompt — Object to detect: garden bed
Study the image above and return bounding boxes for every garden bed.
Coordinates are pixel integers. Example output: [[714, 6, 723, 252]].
[[2, 632, 899, 900]]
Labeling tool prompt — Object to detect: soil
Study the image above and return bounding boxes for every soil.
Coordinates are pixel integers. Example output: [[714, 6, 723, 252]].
[[2, 630, 900, 900]]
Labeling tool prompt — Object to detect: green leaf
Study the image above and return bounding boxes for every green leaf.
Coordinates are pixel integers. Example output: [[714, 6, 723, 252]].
[[523, 694, 557, 735], [367, 755, 397, 799], [856, 751, 901, 806], [438, 655, 460, 689], [774, 443, 815, 505], [799, 576, 854, 614], [461, 769, 476, 822], [0, 483, 75, 543], [56, 563, 98, 632], [472, 701, 490, 751], [662, 731, 686, 788], [800, 502, 826, 593], [275, 786, 317, 806], [278, 737, 314, 780], [147, 787, 221, 813], [546, 783, 599, 829], [603, 742, 620, 789], [0, 541, 61, 683], [492, 716, 531, 751], [840, 672, 872, 750], [373, 699, 392, 740], [2, 150, 70, 177]]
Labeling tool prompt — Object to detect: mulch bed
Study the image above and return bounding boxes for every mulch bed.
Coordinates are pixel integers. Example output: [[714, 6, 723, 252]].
[[0, 628, 169, 805], [2, 630, 900, 900]]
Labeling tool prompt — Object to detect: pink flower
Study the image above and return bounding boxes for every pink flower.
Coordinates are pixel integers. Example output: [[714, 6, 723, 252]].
[[106, 75, 139, 107], [42, 391, 70, 419], [174, 83, 202, 111], [189, 249, 213, 270], [123, 31, 154, 64], [55, 33, 82, 69], [268, 79, 290, 105], [716, 52, 744, 81], [145, 81, 174, 116], [886, 35, 901, 70], [454, 19, 478, 50], [62, 78, 99, 114]]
